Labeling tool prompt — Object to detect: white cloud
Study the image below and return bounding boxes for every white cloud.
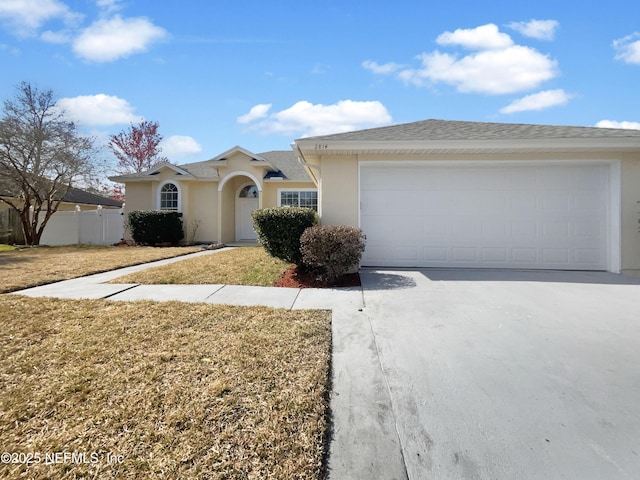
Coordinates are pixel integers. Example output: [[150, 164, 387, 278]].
[[56, 94, 142, 126], [96, 0, 122, 15], [436, 23, 513, 50], [73, 15, 167, 62], [500, 89, 573, 114], [595, 120, 640, 130], [41, 29, 71, 43], [239, 100, 392, 137], [613, 33, 640, 65], [368, 23, 558, 95], [237, 104, 272, 124], [362, 60, 403, 74], [0, 0, 81, 35], [507, 20, 559, 41], [160, 135, 202, 157], [399, 45, 557, 95]]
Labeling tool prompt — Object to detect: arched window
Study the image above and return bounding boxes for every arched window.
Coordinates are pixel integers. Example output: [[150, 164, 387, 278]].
[[239, 184, 259, 198], [159, 182, 179, 211]]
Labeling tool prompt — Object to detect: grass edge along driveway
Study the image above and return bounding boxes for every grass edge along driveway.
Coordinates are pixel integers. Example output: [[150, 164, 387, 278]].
[[0, 296, 331, 479]]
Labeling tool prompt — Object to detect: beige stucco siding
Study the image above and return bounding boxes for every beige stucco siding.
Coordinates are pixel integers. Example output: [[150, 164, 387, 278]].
[[317, 156, 359, 226], [123, 183, 152, 215], [187, 182, 218, 242], [620, 152, 640, 276], [219, 179, 236, 243]]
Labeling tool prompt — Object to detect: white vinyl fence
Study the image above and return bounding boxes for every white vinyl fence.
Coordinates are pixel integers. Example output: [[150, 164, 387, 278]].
[[39, 206, 125, 246]]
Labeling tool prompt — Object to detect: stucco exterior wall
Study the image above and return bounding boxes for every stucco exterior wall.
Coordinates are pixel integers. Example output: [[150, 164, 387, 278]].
[[317, 156, 359, 226], [123, 183, 152, 215], [219, 179, 236, 243], [620, 152, 640, 276], [121, 182, 151, 240], [187, 181, 218, 243]]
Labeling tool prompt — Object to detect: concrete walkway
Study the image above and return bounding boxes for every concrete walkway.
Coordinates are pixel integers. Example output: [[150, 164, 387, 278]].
[[10, 248, 364, 311]]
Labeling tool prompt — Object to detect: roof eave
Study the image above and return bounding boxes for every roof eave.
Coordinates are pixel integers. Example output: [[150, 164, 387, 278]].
[[295, 137, 640, 155]]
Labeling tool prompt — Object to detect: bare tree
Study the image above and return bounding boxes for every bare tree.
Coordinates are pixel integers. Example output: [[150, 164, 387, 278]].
[[108, 120, 168, 173], [0, 82, 96, 245]]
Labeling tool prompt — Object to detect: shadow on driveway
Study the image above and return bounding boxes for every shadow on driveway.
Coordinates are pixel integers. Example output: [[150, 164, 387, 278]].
[[362, 267, 640, 286]]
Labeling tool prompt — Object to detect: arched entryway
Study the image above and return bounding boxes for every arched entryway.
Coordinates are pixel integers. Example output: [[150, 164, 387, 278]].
[[236, 183, 259, 240], [217, 171, 262, 243]]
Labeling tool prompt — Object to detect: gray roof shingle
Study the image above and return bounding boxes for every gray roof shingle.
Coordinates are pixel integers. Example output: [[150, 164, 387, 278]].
[[0, 177, 123, 207], [299, 119, 640, 142], [259, 151, 310, 181]]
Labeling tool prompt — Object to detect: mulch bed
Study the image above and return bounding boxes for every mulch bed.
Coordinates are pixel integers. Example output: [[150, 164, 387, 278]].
[[274, 265, 361, 288]]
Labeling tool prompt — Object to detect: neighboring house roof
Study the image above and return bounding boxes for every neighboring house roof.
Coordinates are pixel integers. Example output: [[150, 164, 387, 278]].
[[60, 187, 123, 207], [294, 119, 640, 155], [0, 178, 122, 207], [109, 148, 312, 183]]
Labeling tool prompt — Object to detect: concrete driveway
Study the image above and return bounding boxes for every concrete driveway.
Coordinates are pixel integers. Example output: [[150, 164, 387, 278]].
[[328, 269, 640, 480]]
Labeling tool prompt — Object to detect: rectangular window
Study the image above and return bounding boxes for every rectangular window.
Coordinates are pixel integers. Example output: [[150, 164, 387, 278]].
[[278, 189, 318, 211]]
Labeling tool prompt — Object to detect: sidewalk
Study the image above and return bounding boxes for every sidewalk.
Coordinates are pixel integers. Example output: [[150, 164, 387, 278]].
[[10, 248, 364, 311]]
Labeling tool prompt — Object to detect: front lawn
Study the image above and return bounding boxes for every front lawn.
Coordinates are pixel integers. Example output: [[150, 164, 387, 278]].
[[0, 296, 331, 479], [111, 247, 291, 286], [0, 245, 202, 293]]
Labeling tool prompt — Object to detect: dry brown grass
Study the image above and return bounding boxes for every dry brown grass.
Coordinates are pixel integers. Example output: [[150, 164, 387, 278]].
[[0, 245, 201, 293], [0, 295, 331, 479], [112, 247, 291, 286]]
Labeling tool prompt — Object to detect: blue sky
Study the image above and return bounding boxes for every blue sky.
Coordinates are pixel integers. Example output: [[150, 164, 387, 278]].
[[1, 0, 639, 172]]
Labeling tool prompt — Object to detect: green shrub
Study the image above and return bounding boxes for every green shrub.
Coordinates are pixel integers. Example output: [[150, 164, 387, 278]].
[[252, 207, 318, 265], [300, 225, 366, 282], [127, 210, 184, 246]]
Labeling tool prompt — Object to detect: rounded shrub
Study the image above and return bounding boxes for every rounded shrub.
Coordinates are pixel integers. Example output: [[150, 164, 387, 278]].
[[300, 225, 366, 282], [252, 207, 318, 265], [127, 210, 184, 246]]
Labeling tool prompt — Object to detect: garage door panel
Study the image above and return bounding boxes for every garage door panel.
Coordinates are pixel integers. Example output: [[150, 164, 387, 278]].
[[571, 166, 609, 189], [480, 220, 508, 240], [360, 163, 610, 270], [481, 247, 508, 263], [424, 247, 448, 262], [512, 248, 538, 264], [452, 247, 478, 262], [511, 222, 537, 239], [509, 192, 538, 211]]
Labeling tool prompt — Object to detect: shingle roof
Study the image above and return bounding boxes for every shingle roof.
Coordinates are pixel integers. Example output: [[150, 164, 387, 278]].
[[300, 119, 640, 142], [259, 151, 310, 181], [0, 178, 123, 207], [175, 160, 219, 178], [60, 187, 123, 207], [109, 150, 313, 183]]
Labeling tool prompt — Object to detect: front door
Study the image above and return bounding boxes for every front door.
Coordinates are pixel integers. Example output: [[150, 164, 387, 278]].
[[236, 185, 259, 240]]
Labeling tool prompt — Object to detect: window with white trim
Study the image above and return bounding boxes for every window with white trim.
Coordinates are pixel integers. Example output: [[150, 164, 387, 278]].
[[160, 182, 179, 211], [278, 189, 318, 211]]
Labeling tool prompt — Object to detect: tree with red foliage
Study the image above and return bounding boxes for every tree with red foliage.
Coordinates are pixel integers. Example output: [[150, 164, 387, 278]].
[[108, 120, 168, 174]]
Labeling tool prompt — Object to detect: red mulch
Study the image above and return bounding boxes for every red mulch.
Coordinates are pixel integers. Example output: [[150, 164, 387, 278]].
[[274, 265, 361, 288]]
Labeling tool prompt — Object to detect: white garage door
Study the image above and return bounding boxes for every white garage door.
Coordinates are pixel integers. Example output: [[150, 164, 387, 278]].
[[360, 162, 611, 270]]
